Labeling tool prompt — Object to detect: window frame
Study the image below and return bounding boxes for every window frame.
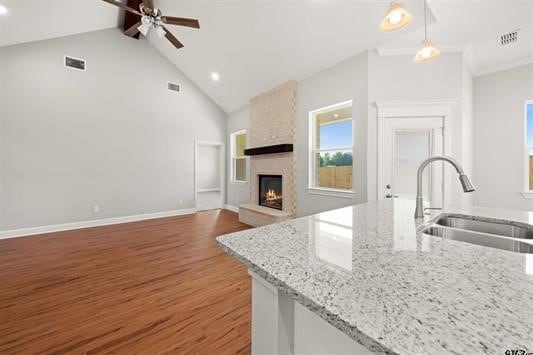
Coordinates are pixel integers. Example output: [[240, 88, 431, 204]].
[[523, 100, 533, 198], [230, 130, 248, 185], [308, 100, 356, 198]]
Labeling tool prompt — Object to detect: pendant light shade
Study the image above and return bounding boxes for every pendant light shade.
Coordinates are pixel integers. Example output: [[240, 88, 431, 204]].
[[413, 39, 441, 62], [379, 2, 413, 32], [413, 0, 440, 63]]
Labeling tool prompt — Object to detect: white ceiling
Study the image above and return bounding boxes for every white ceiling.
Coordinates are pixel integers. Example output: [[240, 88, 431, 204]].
[[0, 1, 531, 112], [150, 0, 428, 113], [0, 0, 428, 113], [0, 0, 119, 47], [378, 0, 533, 76]]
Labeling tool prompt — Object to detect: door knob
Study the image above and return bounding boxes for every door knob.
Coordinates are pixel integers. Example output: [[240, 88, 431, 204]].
[[385, 184, 397, 198]]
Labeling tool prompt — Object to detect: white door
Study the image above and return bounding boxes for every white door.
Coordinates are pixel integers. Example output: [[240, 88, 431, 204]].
[[381, 117, 444, 206], [195, 141, 224, 211]]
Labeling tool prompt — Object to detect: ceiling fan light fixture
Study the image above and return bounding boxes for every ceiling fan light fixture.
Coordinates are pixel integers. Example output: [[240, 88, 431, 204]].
[[413, 39, 441, 63], [154, 25, 166, 39], [379, 2, 412, 32], [137, 23, 150, 36], [138, 15, 153, 36], [101, 0, 200, 50]]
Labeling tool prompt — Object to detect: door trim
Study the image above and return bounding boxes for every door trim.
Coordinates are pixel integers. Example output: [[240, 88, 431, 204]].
[[194, 140, 225, 211], [371, 99, 456, 203]]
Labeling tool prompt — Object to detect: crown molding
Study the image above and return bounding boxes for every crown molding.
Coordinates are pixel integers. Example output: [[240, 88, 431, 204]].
[[462, 44, 478, 76], [376, 44, 466, 56], [473, 56, 533, 77], [375, 43, 532, 79]]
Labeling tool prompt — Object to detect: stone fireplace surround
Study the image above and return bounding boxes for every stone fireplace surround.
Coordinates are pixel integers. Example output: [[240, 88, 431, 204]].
[[239, 80, 297, 227]]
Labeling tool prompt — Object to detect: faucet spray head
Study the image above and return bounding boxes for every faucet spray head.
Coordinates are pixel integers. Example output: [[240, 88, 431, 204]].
[[459, 174, 475, 193]]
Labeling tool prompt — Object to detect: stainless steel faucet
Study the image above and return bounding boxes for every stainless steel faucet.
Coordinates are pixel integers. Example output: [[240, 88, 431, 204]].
[[414, 156, 475, 218]]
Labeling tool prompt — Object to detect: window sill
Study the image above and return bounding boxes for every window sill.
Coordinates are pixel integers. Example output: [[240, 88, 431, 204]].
[[521, 191, 533, 199], [307, 187, 356, 199], [230, 180, 248, 186]]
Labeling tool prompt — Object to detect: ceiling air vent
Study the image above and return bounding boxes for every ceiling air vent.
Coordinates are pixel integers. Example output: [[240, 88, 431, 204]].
[[167, 82, 181, 93], [64, 56, 86, 71], [499, 30, 520, 46]]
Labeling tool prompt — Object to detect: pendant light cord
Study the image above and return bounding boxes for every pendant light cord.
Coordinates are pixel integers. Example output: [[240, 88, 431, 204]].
[[424, 0, 427, 40]]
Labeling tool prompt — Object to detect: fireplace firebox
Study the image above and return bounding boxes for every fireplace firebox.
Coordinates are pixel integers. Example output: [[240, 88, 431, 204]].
[[259, 175, 282, 210]]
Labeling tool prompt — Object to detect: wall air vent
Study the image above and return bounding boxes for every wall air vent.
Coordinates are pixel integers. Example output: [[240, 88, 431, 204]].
[[64, 56, 86, 71], [499, 30, 520, 46], [167, 82, 181, 93]]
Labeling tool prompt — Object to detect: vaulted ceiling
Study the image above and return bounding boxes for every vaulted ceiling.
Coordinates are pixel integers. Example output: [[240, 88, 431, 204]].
[[148, 0, 427, 113], [1, 1, 531, 113], [0, 0, 427, 113], [0, 0, 120, 46]]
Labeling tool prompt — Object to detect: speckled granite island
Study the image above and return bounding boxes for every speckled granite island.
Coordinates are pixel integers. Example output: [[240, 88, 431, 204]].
[[217, 199, 533, 355]]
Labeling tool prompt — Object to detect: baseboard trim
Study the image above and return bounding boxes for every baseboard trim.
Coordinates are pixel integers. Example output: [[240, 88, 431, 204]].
[[0, 208, 197, 240], [224, 204, 239, 213]]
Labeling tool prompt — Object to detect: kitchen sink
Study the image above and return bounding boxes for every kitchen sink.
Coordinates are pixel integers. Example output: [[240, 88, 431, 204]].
[[422, 225, 533, 253], [435, 216, 533, 239]]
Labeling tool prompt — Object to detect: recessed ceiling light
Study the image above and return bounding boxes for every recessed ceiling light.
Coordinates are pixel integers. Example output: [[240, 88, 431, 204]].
[[0, 5, 7, 15], [334, 113, 339, 118], [211, 72, 220, 81]]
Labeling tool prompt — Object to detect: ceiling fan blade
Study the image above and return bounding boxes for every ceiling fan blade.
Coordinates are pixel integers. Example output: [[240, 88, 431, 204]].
[[161, 16, 200, 29], [124, 21, 141, 36], [142, 0, 154, 11], [102, 0, 142, 16], [162, 26, 184, 49]]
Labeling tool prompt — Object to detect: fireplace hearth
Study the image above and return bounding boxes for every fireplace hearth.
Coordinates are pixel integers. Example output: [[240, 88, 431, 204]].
[[259, 175, 282, 210]]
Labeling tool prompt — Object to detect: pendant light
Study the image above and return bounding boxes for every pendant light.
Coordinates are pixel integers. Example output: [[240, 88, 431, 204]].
[[379, 1, 413, 32], [413, 0, 440, 63]]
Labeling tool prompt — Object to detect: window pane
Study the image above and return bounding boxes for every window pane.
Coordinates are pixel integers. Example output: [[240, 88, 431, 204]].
[[235, 157, 246, 181], [528, 104, 533, 190], [526, 104, 533, 147], [315, 151, 353, 190], [393, 131, 430, 199], [316, 105, 352, 149], [529, 149, 533, 191], [236, 133, 246, 157]]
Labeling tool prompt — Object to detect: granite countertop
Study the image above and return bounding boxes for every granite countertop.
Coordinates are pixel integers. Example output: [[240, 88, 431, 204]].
[[217, 199, 533, 354]]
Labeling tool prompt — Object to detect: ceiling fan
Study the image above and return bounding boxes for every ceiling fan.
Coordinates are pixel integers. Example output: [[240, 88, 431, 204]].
[[102, 0, 200, 49]]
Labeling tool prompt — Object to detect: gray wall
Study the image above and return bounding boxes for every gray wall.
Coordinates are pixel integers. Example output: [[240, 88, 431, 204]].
[[367, 51, 468, 206], [224, 51, 530, 215], [225, 51, 472, 217], [461, 58, 474, 207], [0, 47, 5, 229], [225, 105, 250, 208], [0, 28, 226, 230], [473, 63, 533, 210], [296, 52, 369, 216]]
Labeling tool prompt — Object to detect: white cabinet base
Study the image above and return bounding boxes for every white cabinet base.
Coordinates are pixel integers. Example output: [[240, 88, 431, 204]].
[[249, 270, 372, 355]]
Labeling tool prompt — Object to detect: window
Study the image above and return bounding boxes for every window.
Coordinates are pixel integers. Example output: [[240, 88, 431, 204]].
[[526, 101, 533, 191], [309, 101, 354, 195], [230, 130, 247, 183]]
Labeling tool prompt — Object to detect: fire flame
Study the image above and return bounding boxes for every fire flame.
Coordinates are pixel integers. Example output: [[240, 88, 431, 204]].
[[265, 189, 281, 201]]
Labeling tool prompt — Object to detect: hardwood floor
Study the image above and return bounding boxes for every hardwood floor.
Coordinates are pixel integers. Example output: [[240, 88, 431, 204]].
[[0, 209, 252, 354]]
